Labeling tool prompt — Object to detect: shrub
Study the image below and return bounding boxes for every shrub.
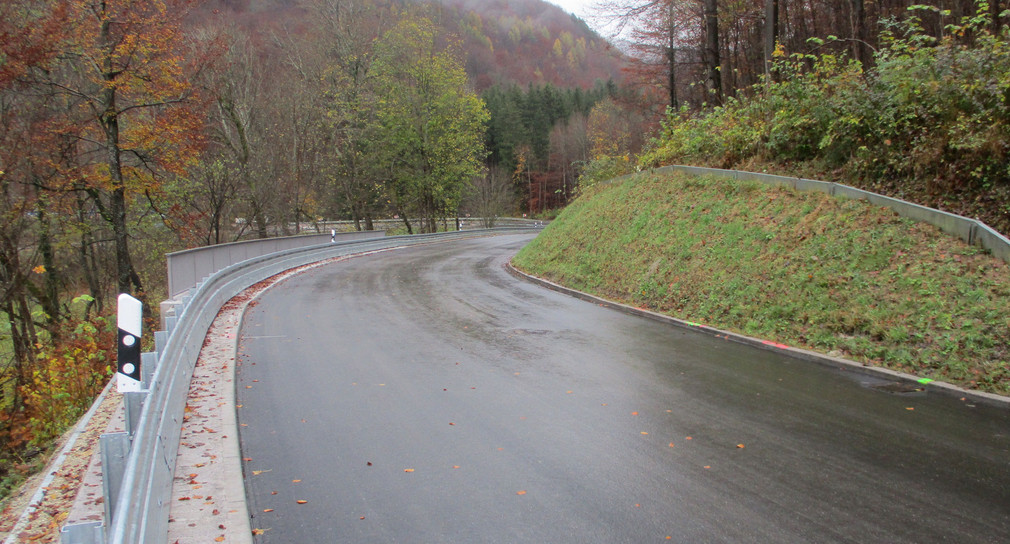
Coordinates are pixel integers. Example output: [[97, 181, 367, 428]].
[[639, 1, 1010, 235], [578, 154, 636, 191], [21, 312, 115, 446]]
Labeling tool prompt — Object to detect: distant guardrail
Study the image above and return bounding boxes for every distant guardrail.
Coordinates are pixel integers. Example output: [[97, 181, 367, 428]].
[[165, 230, 384, 298], [166, 219, 547, 298], [67, 228, 541, 544], [312, 217, 548, 232], [650, 165, 1010, 265]]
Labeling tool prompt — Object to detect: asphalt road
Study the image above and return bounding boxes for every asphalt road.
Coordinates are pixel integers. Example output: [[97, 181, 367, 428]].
[[236, 233, 1010, 543]]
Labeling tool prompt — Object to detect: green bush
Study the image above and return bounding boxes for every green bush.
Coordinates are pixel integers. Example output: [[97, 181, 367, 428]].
[[639, 2, 1010, 235], [578, 154, 636, 190]]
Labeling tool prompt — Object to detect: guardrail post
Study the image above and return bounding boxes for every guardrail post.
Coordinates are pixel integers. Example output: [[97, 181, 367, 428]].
[[59, 521, 105, 544], [100, 432, 130, 530], [154, 330, 168, 355], [124, 392, 148, 440], [141, 352, 157, 389]]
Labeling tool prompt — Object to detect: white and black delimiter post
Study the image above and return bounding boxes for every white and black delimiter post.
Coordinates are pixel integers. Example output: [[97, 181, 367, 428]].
[[117, 293, 143, 393]]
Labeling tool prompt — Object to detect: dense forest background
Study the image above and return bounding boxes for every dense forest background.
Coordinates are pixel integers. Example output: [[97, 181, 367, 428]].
[[2, 0, 1008, 497]]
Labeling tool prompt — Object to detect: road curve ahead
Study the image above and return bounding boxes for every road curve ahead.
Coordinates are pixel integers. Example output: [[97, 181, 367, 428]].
[[236, 233, 1010, 543]]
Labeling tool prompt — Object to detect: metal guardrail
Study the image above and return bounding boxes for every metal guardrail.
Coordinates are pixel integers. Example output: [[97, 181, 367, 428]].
[[165, 230, 385, 298], [652, 165, 1010, 265], [63, 228, 540, 544], [165, 219, 547, 298], [312, 217, 549, 232]]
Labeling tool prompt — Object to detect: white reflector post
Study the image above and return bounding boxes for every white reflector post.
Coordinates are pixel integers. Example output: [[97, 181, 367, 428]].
[[117, 294, 143, 392]]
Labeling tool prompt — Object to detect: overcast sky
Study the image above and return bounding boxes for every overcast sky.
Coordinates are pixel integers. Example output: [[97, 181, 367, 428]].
[[545, 0, 595, 19], [544, 0, 620, 37]]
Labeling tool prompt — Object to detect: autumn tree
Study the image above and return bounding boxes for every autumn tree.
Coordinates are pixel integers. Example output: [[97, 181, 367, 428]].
[[0, 136, 39, 433], [2, 0, 82, 328], [548, 112, 590, 201], [2, 2, 93, 429], [182, 158, 239, 245], [195, 25, 276, 240], [597, 0, 686, 110], [0, 0, 205, 465], [51, 0, 205, 296], [372, 16, 489, 233], [462, 166, 515, 227], [312, 0, 389, 230], [587, 97, 634, 158], [594, 0, 708, 109]]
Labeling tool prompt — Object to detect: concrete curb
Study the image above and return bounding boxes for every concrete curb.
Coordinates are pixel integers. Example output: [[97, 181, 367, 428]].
[[505, 262, 1010, 409], [222, 309, 254, 544]]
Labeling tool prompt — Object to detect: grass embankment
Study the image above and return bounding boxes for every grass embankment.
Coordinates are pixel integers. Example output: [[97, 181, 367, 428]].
[[512, 172, 1010, 395]]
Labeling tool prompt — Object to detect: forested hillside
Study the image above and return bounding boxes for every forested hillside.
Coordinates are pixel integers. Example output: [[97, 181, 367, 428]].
[[202, 0, 626, 90], [444, 0, 625, 89], [189, 0, 639, 220]]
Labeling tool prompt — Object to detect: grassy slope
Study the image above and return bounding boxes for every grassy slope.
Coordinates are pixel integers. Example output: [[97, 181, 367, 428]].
[[512, 172, 1010, 395]]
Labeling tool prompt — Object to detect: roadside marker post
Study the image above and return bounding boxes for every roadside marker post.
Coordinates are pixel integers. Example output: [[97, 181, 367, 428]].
[[117, 294, 143, 393]]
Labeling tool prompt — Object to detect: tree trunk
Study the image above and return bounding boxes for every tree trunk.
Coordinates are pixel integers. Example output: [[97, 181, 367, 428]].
[[668, 16, 678, 110], [764, 0, 779, 77], [251, 198, 269, 238], [993, 0, 1003, 35], [35, 203, 61, 324], [78, 232, 101, 317], [703, 0, 723, 105], [76, 193, 104, 314], [352, 202, 362, 231], [850, 0, 867, 67], [0, 232, 38, 413], [100, 10, 142, 296]]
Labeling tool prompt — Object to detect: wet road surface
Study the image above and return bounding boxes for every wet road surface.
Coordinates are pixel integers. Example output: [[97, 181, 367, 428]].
[[237, 233, 1010, 543]]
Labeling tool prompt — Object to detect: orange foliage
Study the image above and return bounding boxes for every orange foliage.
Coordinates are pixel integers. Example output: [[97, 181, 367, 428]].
[[17, 316, 116, 449], [62, 0, 207, 193], [0, 2, 69, 86]]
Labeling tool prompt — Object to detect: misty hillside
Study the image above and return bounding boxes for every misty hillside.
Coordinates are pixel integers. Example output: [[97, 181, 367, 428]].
[[199, 0, 626, 90], [440, 0, 625, 89]]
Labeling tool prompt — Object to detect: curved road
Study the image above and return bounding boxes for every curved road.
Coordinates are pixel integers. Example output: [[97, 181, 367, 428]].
[[236, 233, 1010, 543]]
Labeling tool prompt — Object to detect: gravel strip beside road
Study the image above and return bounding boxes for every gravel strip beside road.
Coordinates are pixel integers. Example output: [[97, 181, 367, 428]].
[[166, 289, 252, 544]]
